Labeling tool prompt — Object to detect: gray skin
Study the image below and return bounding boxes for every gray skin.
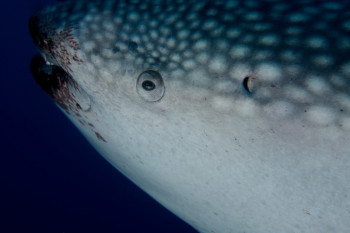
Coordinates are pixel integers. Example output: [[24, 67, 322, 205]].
[[29, 0, 350, 232]]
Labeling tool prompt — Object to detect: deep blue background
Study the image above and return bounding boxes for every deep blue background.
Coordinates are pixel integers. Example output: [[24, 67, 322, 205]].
[[0, 1, 196, 232]]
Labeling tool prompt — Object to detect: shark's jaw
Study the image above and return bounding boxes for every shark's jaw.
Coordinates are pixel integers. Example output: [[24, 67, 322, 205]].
[[29, 1, 350, 232]]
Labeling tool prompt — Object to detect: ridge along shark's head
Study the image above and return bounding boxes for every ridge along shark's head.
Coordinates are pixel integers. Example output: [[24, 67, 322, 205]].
[[29, 1, 350, 232]]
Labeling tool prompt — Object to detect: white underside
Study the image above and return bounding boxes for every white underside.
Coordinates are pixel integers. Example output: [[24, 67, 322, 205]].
[[68, 99, 350, 233]]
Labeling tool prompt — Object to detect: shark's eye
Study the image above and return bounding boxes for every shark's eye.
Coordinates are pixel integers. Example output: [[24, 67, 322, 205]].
[[142, 80, 156, 91], [137, 70, 165, 102]]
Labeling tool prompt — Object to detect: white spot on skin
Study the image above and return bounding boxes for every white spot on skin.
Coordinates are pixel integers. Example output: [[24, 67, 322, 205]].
[[343, 20, 350, 31], [225, 1, 239, 9], [183, 59, 197, 70], [91, 54, 104, 67], [101, 48, 114, 58], [226, 28, 241, 38], [102, 20, 115, 31], [330, 74, 347, 87], [234, 98, 258, 117], [285, 85, 313, 103], [341, 62, 350, 76], [206, 8, 218, 17], [259, 34, 280, 46], [254, 63, 282, 82], [193, 39, 210, 51], [229, 45, 250, 59], [252, 23, 272, 31], [253, 50, 272, 60], [323, 2, 343, 10], [177, 40, 189, 51], [285, 26, 302, 35], [222, 13, 235, 22], [209, 55, 228, 73], [305, 76, 332, 95], [307, 106, 335, 125], [166, 38, 176, 49], [82, 41, 96, 52], [211, 96, 234, 112], [312, 54, 334, 67], [178, 29, 190, 39], [244, 11, 263, 21], [260, 86, 278, 99], [159, 26, 172, 37], [283, 64, 303, 76], [170, 53, 181, 63], [306, 36, 328, 49], [170, 68, 186, 80], [288, 13, 309, 23], [203, 19, 217, 30], [229, 63, 252, 81], [196, 52, 210, 64], [280, 50, 300, 62]]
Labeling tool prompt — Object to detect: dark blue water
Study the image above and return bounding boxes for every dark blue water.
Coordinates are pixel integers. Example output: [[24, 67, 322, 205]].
[[0, 1, 196, 232]]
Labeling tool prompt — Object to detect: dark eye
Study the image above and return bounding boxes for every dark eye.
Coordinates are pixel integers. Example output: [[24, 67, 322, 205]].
[[136, 70, 165, 102], [142, 80, 156, 91]]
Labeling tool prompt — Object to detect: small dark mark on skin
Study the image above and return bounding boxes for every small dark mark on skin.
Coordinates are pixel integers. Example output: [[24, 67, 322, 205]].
[[88, 123, 95, 128], [95, 132, 107, 142], [303, 209, 311, 215]]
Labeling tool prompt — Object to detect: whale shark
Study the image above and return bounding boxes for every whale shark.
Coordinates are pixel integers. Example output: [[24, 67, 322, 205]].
[[29, 0, 350, 232]]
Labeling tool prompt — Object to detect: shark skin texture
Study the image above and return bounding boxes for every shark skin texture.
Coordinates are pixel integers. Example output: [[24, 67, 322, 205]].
[[29, 1, 350, 232]]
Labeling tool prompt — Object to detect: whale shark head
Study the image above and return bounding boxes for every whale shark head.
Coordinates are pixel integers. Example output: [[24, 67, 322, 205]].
[[29, 0, 350, 232]]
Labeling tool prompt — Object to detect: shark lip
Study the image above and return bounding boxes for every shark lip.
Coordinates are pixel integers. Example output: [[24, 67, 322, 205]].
[[30, 54, 91, 113], [30, 54, 69, 98]]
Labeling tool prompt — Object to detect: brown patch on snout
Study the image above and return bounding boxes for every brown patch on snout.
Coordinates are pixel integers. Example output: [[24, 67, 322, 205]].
[[29, 15, 83, 72]]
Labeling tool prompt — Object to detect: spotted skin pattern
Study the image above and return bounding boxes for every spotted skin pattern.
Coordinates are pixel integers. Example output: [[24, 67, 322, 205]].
[[30, 1, 350, 233], [31, 0, 350, 127]]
